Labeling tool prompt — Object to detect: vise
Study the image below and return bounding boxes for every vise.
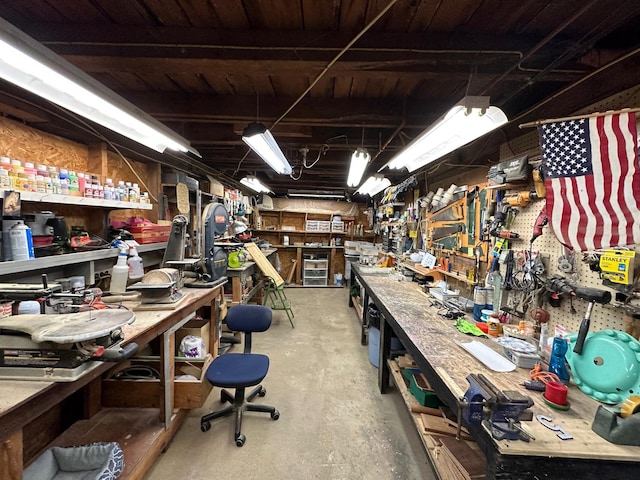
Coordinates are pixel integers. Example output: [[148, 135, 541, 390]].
[[462, 373, 535, 442]]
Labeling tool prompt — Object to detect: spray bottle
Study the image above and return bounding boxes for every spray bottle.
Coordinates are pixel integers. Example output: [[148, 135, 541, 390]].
[[110, 245, 129, 292], [128, 245, 144, 282]]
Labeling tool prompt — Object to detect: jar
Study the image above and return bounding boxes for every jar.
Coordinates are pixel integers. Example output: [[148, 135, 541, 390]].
[[27, 173, 37, 192], [0, 169, 11, 189], [16, 172, 29, 191], [0, 156, 11, 170], [35, 175, 46, 193]]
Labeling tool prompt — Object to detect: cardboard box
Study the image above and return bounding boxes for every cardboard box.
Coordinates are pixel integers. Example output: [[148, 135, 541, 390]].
[[206, 175, 225, 197], [176, 317, 211, 359]]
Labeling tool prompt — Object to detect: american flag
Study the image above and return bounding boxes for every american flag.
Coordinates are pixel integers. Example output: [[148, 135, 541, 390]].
[[538, 112, 640, 251]]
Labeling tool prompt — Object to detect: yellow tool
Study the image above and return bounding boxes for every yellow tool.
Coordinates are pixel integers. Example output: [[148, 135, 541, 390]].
[[505, 191, 539, 208], [533, 166, 546, 198]]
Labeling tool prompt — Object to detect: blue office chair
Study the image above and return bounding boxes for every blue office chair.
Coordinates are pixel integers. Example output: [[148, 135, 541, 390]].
[[200, 304, 280, 446]]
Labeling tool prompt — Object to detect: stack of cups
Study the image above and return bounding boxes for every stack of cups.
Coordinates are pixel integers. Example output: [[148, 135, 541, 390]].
[[473, 286, 494, 322]]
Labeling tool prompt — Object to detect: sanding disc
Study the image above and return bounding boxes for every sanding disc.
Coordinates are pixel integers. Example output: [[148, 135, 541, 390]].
[[175, 183, 190, 214]]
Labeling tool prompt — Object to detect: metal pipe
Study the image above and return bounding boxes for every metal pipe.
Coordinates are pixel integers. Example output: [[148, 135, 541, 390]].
[[479, 0, 600, 96]]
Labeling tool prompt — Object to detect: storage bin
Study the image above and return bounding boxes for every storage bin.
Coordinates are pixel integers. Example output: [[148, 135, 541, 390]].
[[128, 224, 171, 244], [409, 372, 442, 408], [368, 326, 404, 368], [175, 317, 210, 359]]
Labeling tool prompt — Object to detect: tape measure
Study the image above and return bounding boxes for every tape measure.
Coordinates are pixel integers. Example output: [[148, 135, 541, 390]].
[[620, 395, 640, 418]]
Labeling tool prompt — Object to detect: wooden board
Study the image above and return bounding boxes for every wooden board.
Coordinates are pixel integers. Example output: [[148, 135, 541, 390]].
[[421, 414, 473, 441], [132, 293, 190, 311], [286, 259, 297, 284], [439, 435, 486, 479], [245, 242, 284, 287]]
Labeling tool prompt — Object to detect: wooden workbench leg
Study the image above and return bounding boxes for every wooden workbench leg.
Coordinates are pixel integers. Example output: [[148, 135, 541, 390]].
[[360, 290, 369, 346], [232, 276, 242, 304], [296, 248, 302, 285], [378, 314, 392, 394], [1, 429, 23, 480]]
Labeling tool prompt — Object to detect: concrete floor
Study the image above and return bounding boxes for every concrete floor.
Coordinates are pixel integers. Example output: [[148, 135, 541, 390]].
[[144, 287, 436, 480]]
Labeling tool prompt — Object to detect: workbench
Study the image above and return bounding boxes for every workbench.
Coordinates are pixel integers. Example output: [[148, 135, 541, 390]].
[[349, 264, 640, 480], [0, 284, 225, 480], [225, 248, 277, 305]]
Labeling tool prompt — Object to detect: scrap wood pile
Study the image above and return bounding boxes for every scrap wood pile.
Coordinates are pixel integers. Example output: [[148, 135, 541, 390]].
[[395, 354, 486, 480]]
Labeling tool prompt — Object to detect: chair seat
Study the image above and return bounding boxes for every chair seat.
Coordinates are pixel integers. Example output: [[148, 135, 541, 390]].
[[206, 353, 269, 388]]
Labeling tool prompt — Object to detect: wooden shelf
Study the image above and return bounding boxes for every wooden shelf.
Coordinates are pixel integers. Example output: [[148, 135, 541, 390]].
[[0, 242, 167, 276], [401, 262, 478, 285], [388, 359, 485, 480], [0, 189, 152, 209], [49, 407, 180, 480]]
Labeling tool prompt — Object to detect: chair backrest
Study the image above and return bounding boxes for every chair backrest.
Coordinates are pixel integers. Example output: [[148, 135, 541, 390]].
[[226, 305, 272, 333], [225, 305, 272, 354]]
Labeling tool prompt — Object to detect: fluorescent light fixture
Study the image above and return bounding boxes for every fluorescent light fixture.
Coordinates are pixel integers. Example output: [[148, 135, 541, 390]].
[[240, 176, 272, 193], [242, 122, 292, 175], [0, 17, 199, 156], [387, 96, 507, 172], [288, 189, 345, 199], [356, 175, 391, 196], [347, 148, 370, 187]]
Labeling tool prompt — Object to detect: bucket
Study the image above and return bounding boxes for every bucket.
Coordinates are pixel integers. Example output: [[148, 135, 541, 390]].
[[368, 326, 404, 368]]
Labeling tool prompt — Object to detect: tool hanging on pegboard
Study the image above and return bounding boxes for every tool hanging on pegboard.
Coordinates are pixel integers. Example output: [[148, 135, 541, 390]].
[[557, 246, 576, 274]]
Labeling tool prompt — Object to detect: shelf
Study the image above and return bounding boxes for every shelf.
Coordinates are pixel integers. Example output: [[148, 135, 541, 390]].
[[401, 262, 477, 285], [255, 229, 346, 235], [0, 242, 167, 276], [0, 189, 152, 209]]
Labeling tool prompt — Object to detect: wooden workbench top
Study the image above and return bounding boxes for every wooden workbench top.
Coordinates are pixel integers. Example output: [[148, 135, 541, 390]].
[[357, 271, 639, 462]]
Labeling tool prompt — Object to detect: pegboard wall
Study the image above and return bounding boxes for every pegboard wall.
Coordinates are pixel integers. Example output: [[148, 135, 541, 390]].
[[499, 196, 637, 335], [494, 89, 640, 336]]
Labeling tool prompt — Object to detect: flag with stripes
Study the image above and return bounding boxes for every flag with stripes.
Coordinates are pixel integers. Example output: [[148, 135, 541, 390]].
[[538, 111, 640, 251]]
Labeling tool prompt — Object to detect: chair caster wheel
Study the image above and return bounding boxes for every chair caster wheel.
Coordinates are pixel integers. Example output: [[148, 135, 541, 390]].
[[271, 409, 280, 420], [235, 434, 246, 447], [258, 387, 266, 397], [201, 421, 211, 432]]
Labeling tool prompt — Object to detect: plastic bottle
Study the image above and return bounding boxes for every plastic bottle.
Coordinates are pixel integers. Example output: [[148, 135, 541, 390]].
[[127, 246, 144, 281], [548, 337, 570, 383], [77, 172, 85, 195], [68, 170, 79, 195], [9, 222, 35, 261], [119, 180, 128, 202], [59, 169, 69, 195], [110, 249, 130, 293], [130, 183, 140, 203], [104, 178, 114, 200]]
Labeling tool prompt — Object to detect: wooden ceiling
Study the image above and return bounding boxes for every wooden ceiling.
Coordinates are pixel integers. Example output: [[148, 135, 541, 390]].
[[1, 0, 640, 197]]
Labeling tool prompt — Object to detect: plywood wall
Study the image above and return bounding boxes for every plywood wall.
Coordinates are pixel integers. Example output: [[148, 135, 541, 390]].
[[0, 116, 158, 229]]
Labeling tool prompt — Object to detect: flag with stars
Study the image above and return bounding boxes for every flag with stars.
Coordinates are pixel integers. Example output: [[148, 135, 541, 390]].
[[538, 112, 640, 251]]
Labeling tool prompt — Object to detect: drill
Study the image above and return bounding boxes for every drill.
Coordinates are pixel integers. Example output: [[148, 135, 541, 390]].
[[530, 205, 548, 244], [493, 230, 520, 239]]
